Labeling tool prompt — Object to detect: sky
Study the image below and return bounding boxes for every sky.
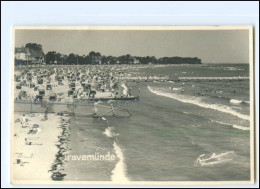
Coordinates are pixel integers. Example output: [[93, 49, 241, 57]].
[[15, 29, 250, 64]]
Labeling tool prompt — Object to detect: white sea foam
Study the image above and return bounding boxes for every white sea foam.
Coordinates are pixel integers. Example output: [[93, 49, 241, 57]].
[[233, 125, 250, 131], [213, 120, 231, 126], [169, 87, 181, 91], [103, 127, 119, 138], [194, 151, 234, 167], [230, 99, 243, 104], [104, 127, 113, 137], [167, 81, 175, 84], [148, 86, 250, 121], [111, 142, 129, 182], [244, 101, 250, 104], [211, 120, 250, 131], [224, 67, 244, 71]]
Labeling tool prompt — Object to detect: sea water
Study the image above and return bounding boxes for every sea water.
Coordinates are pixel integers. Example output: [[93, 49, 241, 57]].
[[64, 64, 251, 181]]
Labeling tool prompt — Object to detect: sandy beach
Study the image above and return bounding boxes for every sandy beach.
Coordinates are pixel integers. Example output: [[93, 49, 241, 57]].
[[11, 113, 62, 181]]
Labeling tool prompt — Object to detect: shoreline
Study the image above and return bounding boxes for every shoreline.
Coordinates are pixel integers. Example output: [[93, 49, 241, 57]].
[[48, 113, 71, 180], [62, 116, 118, 181]]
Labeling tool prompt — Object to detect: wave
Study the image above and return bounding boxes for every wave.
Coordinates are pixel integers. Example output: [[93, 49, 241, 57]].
[[194, 151, 234, 167], [205, 96, 249, 106], [168, 87, 181, 91], [212, 120, 250, 131], [103, 127, 119, 138], [111, 142, 129, 182], [223, 67, 244, 71], [230, 99, 243, 104], [243, 100, 250, 105], [212, 120, 231, 126], [233, 125, 250, 131], [208, 95, 232, 102], [103, 127, 113, 138], [191, 93, 248, 106], [148, 86, 250, 121]]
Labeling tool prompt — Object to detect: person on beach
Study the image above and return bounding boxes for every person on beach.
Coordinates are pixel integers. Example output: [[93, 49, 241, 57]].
[[14, 133, 19, 139], [25, 138, 42, 145], [21, 114, 27, 128], [181, 88, 184, 94], [44, 106, 48, 120], [128, 87, 132, 97]]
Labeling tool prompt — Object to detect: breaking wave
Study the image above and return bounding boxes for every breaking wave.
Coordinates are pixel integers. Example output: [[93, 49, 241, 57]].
[[111, 142, 129, 182], [168, 87, 181, 91], [148, 86, 250, 121], [211, 120, 250, 131], [101, 118, 128, 181], [230, 99, 243, 104], [103, 127, 119, 138], [233, 125, 250, 131]]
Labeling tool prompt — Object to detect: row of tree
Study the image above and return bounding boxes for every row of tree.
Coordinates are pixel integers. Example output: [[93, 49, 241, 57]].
[[45, 51, 103, 65], [45, 51, 202, 65], [16, 43, 202, 65]]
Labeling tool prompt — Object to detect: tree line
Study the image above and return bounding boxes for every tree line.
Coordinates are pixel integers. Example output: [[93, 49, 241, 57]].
[[45, 51, 202, 65], [16, 43, 202, 65]]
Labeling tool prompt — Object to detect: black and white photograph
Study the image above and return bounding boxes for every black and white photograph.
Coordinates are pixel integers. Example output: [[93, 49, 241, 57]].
[[10, 26, 255, 184], [1, 1, 259, 188]]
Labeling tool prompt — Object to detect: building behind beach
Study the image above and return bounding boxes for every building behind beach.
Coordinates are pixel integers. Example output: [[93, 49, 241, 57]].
[[15, 44, 44, 65], [130, 57, 140, 64]]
